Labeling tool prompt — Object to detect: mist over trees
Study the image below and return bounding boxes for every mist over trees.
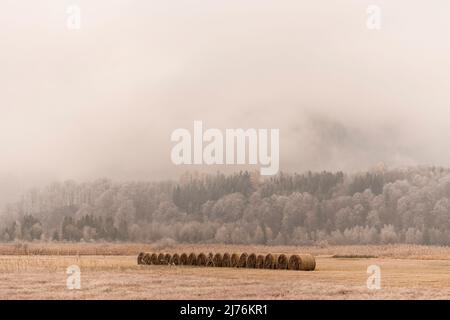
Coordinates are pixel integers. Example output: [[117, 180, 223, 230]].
[[1, 166, 450, 245]]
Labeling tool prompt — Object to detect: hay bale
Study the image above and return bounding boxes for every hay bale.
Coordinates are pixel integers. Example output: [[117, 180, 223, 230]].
[[277, 254, 289, 270], [206, 253, 214, 267], [137, 252, 145, 265], [230, 253, 239, 268], [264, 253, 277, 269], [164, 253, 172, 265], [213, 253, 223, 267], [255, 254, 265, 268], [237, 253, 248, 268], [139, 252, 146, 265], [187, 252, 197, 265], [197, 253, 207, 266], [271, 254, 282, 269], [170, 253, 180, 265], [151, 253, 159, 265], [246, 253, 257, 268], [143, 253, 152, 265], [288, 254, 316, 271], [300, 254, 316, 271], [222, 253, 231, 267], [180, 253, 188, 265], [197, 252, 208, 267], [157, 253, 166, 265], [230, 253, 240, 267]]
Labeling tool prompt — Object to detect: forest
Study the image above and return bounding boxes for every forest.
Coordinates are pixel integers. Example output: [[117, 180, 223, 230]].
[[1, 166, 449, 245]]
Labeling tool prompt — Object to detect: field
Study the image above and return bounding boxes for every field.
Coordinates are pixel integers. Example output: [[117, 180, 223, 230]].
[[0, 243, 449, 299]]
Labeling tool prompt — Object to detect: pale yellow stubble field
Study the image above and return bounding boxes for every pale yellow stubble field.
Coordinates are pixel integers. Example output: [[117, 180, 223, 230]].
[[0, 243, 449, 299]]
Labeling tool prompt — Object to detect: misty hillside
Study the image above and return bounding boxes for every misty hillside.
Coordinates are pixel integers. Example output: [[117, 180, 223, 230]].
[[1, 166, 450, 245]]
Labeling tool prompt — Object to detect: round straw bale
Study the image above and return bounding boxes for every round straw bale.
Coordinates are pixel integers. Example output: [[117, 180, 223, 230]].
[[288, 254, 316, 271], [246, 253, 257, 268], [143, 253, 152, 265], [277, 254, 289, 270], [213, 253, 223, 267], [187, 252, 197, 265], [264, 253, 277, 269], [157, 253, 166, 265], [164, 253, 172, 264], [206, 253, 214, 267], [255, 254, 265, 268], [197, 253, 207, 266], [271, 254, 281, 269], [179, 253, 188, 265], [230, 253, 240, 267], [170, 253, 180, 265], [222, 253, 231, 267], [137, 252, 145, 265], [288, 254, 300, 270], [150, 253, 159, 265], [238, 253, 248, 268]]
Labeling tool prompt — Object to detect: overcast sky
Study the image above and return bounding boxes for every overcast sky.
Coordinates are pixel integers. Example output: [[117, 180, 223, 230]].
[[1, 0, 450, 202]]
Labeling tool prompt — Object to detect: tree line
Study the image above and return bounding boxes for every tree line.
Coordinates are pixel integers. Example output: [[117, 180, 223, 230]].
[[1, 166, 449, 245]]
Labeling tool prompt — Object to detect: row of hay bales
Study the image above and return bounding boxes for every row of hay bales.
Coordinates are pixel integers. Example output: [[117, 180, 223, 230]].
[[137, 252, 315, 271]]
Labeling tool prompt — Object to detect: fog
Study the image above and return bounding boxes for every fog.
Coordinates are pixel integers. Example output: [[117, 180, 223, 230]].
[[1, 0, 450, 204]]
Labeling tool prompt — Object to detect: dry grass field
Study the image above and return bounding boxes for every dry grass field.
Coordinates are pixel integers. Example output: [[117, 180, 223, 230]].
[[0, 243, 449, 300]]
